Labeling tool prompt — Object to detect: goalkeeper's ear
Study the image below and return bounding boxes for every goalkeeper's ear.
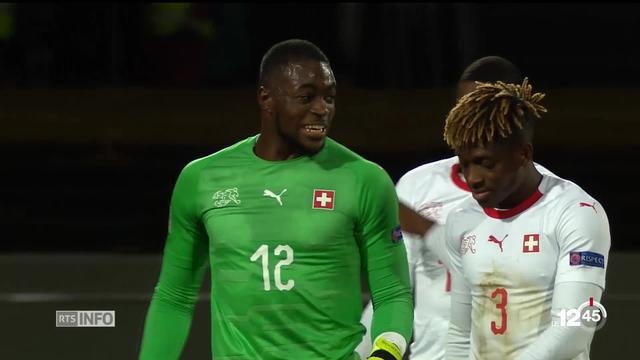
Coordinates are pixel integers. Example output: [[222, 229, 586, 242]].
[[367, 333, 406, 360]]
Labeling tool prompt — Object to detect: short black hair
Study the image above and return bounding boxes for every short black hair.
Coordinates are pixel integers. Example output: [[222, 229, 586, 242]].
[[459, 56, 522, 84], [259, 39, 330, 87]]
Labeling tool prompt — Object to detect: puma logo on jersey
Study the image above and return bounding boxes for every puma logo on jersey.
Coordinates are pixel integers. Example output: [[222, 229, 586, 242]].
[[579, 202, 597, 213], [488, 234, 508, 252], [212, 188, 241, 208], [263, 189, 287, 206]]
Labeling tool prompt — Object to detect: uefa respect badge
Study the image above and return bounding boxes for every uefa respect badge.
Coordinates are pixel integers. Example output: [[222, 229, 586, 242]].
[[391, 225, 403, 244], [554, 297, 607, 331]]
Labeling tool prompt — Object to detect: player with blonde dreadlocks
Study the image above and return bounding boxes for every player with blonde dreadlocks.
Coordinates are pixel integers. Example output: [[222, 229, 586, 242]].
[[356, 57, 559, 360], [442, 78, 611, 360], [442, 78, 548, 210], [444, 78, 546, 153]]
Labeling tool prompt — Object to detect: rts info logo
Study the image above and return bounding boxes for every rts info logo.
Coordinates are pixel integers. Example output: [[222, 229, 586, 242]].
[[56, 310, 115, 327]]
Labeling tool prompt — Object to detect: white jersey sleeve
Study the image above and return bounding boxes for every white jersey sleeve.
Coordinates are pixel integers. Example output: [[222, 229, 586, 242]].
[[514, 282, 602, 360], [444, 209, 472, 359], [394, 157, 468, 359], [355, 302, 374, 359], [404, 231, 425, 288], [553, 199, 610, 288], [425, 223, 449, 270], [395, 168, 416, 207], [441, 171, 608, 360]]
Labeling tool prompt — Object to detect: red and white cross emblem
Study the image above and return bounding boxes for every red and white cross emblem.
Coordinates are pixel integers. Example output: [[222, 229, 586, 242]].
[[313, 189, 335, 210], [523, 234, 540, 253]]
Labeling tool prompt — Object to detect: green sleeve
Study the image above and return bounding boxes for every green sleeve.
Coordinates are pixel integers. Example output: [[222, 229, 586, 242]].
[[357, 163, 413, 345], [139, 162, 209, 360]]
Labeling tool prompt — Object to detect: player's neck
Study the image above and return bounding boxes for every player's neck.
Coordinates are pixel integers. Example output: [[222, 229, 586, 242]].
[[254, 133, 303, 161], [497, 164, 542, 209]]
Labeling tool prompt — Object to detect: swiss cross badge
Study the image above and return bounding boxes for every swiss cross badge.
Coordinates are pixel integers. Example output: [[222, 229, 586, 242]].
[[523, 234, 540, 253], [312, 189, 335, 210]]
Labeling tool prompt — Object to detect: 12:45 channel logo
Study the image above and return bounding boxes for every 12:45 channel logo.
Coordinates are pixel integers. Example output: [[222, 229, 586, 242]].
[[554, 297, 607, 330]]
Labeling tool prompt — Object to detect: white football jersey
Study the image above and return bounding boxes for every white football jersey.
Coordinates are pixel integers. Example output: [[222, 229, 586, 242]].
[[356, 157, 553, 359], [396, 157, 471, 359], [398, 157, 553, 359], [445, 172, 610, 359], [356, 157, 468, 359]]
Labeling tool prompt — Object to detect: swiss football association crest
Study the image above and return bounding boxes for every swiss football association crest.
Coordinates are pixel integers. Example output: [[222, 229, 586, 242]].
[[212, 188, 241, 208], [312, 189, 335, 210], [460, 234, 476, 255]]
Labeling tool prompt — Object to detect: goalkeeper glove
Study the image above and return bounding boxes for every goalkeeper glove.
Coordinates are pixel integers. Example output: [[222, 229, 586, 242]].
[[367, 337, 402, 360]]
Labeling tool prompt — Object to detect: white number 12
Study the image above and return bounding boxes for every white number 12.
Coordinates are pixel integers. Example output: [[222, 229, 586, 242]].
[[250, 244, 295, 291]]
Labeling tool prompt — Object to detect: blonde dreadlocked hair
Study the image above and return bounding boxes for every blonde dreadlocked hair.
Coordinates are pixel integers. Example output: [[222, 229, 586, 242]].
[[443, 78, 547, 150]]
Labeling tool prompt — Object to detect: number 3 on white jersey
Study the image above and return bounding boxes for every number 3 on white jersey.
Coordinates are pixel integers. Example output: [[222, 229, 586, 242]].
[[250, 244, 295, 291]]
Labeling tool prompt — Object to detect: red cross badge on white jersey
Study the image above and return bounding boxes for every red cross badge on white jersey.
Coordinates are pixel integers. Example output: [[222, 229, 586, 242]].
[[313, 189, 335, 210], [523, 234, 540, 253]]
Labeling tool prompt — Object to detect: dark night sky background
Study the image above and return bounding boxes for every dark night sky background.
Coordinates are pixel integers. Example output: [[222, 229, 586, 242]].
[[5, 3, 640, 88], [1, 3, 638, 252]]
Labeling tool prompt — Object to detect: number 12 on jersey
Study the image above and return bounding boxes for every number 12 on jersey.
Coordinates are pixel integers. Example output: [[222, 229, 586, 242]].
[[250, 244, 295, 291]]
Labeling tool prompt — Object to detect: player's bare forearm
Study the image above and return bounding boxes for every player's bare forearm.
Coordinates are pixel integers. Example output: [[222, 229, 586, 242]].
[[398, 202, 434, 237]]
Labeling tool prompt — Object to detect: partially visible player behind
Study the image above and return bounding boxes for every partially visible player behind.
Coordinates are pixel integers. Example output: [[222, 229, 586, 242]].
[[357, 56, 547, 360], [443, 79, 610, 359]]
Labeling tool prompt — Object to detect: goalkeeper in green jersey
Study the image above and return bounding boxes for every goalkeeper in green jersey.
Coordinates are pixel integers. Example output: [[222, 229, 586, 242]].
[[139, 39, 413, 360]]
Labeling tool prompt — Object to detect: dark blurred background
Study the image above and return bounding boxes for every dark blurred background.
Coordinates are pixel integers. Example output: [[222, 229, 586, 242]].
[[1, 3, 637, 359], [1, 2, 638, 253]]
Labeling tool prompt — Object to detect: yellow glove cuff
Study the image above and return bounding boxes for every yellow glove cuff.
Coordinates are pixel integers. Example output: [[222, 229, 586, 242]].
[[367, 337, 402, 360]]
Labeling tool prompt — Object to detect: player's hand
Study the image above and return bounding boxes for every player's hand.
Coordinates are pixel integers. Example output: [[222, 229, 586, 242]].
[[367, 337, 402, 360]]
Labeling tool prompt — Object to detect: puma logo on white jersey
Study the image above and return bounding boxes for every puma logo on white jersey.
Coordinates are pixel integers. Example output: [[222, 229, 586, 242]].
[[263, 189, 287, 206]]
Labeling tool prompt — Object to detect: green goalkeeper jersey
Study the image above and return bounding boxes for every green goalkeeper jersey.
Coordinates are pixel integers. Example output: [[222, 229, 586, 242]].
[[139, 135, 412, 360]]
